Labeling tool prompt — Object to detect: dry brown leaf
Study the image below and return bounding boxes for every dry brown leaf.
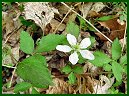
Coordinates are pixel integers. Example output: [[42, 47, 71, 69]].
[[66, 13, 77, 23], [57, 4, 69, 17], [46, 78, 74, 94], [2, 44, 19, 65], [2, 12, 15, 38], [83, 62, 100, 73], [79, 2, 93, 18], [2, 4, 21, 38], [75, 75, 94, 94], [93, 75, 114, 94], [90, 2, 105, 13], [88, 10, 100, 18], [50, 19, 66, 32], [24, 2, 59, 31], [96, 18, 126, 41]]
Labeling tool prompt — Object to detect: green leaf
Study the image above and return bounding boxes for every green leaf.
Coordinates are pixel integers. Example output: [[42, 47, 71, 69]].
[[68, 72, 76, 84], [73, 66, 83, 74], [16, 54, 53, 88], [14, 82, 32, 93], [77, 16, 87, 31], [120, 54, 127, 65], [113, 81, 122, 87], [20, 31, 34, 54], [62, 65, 72, 74], [90, 51, 111, 67], [87, 36, 96, 49], [19, 16, 33, 26], [35, 34, 67, 53], [112, 61, 123, 82], [31, 87, 40, 94], [96, 15, 114, 21], [103, 64, 112, 71], [112, 38, 122, 60], [66, 21, 79, 38]]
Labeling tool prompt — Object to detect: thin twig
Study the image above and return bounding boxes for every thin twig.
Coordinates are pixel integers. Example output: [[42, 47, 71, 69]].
[[53, 8, 72, 33], [8, 63, 18, 88], [61, 2, 113, 43], [8, 56, 19, 88], [2, 64, 16, 69]]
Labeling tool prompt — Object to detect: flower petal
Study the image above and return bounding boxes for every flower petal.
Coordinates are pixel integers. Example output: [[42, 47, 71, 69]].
[[80, 38, 91, 49], [67, 34, 77, 46], [69, 52, 79, 65], [56, 45, 72, 52], [80, 50, 94, 60]]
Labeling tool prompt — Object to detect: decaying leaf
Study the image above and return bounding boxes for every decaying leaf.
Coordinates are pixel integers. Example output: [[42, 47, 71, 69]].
[[50, 19, 66, 32], [83, 62, 98, 73], [88, 2, 105, 18], [46, 78, 74, 94], [2, 12, 15, 38], [95, 18, 126, 41], [24, 2, 59, 31], [90, 2, 105, 13], [76, 75, 94, 94], [2, 44, 19, 66], [79, 2, 93, 18], [93, 75, 114, 94]]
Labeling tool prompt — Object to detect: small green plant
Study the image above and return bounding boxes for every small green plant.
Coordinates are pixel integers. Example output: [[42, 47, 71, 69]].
[[90, 38, 127, 82], [62, 64, 83, 84], [10, 21, 126, 94], [14, 31, 68, 93]]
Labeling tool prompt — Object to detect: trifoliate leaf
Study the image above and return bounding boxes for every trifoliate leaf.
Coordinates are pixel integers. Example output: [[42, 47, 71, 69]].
[[66, 21, 79, 38], [112, 61, 123, 82], [90, 51, 111, 67], [35, 34, 67, 53], [14, 82, 32, 93], [68, 72, 76, 84], [20, 31, 34, 54], [112, 38, 122, 60], [16, 54, 53, 88], [73, 66, 83, 74], [62, 65, 72, 74]]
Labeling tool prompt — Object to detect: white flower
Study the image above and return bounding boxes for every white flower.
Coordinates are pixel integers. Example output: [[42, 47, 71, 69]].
[[56, 34, 95, 65]]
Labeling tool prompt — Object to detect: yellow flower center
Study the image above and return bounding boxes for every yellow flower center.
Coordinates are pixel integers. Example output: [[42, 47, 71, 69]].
[[72, 44, 80, 52]]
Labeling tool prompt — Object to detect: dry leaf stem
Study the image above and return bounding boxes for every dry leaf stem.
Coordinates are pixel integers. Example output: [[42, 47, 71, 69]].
[[61, 2, 113, 43]]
